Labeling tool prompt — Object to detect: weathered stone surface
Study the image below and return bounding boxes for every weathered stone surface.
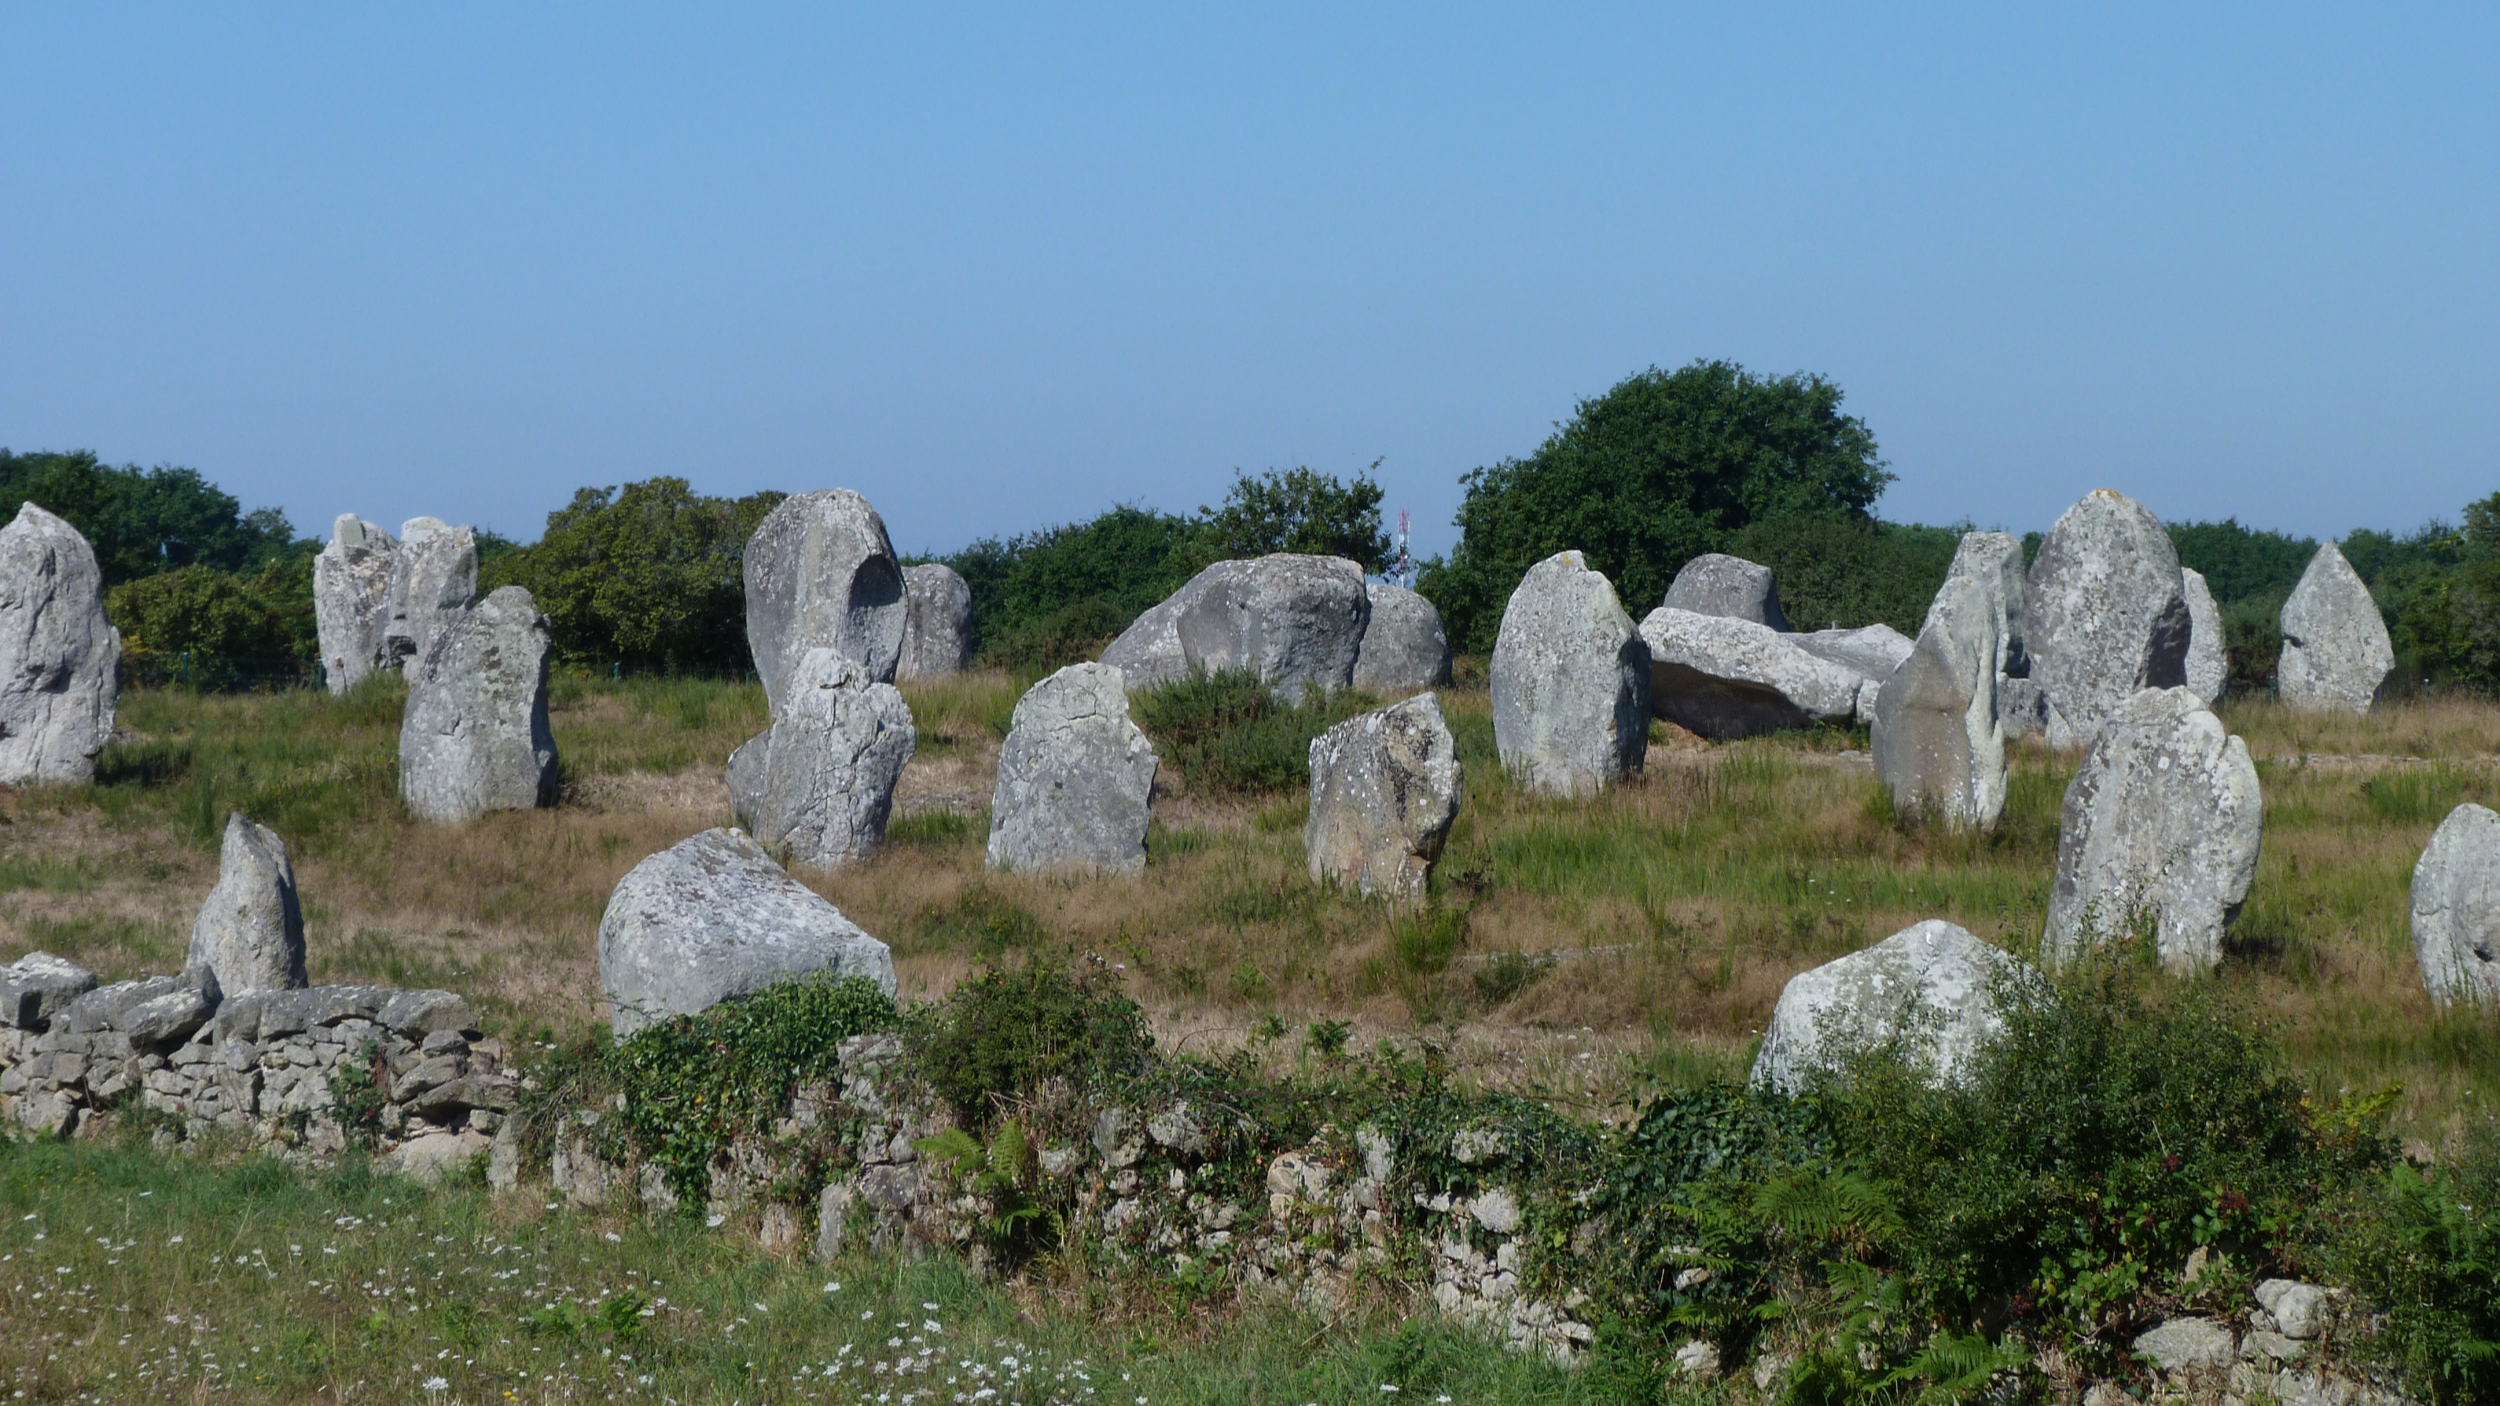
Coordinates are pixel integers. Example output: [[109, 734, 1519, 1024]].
[[987, 663, 1157, 874], [1943, 531, 2028, 676], [2181, 568, 2226, 705], [597, 827, 897, 1039], [2043, 687, 2261, 972], [1872, 576, 2006, 829], [2255, 1280, 2332, 1340], [1352, 583, 1452, 695], [1999, 675, 2047, 739], [1306, 694, 1462, 905], [1637, 608, 1862, 738], [381, 517, 478, 669], [1098, 586, 1200, 692], [1662, 553, 1788, 630], [733, 649, 916, 868], [897, 563, 974, 680], [2134, 1318, 2236, 1372], [388, 1128, 490, 1185], [59, 966, 221, 1045], [2410, 802, 2500, 1008], [1492, 552, 1649, 794], [185, 812, 308, 995], [313, 514, 398, 694], [399, 586, 558, 823], [0, 503, 120, 785], [1749, 920, 2025, 1092], [1793, 625, 1914, 688], [376, 988, 477, 1037], [743, 489, 907, 710], [0, 951, 96, 1030], [2027, 490, 2192, 747], [2279, 542, 2394, 714], [1174, 555, 1368, 698]]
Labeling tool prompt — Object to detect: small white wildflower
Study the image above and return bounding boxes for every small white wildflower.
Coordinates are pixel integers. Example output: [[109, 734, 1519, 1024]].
[[705, 1213, 726, 1228], [604, 1233, 621, 1243], [167, 1236, 182, 1245], [824, 1281, 842, 1293], [422, 1376, 448, 1392]]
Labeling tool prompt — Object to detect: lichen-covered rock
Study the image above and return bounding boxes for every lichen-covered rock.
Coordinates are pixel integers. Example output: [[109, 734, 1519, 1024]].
[[313, 514, 398, 694], [1662, 553, 1788, 630], [1174, 555, 1369, 699], [2132, 1318, 2235, 1372], [1352, 583, 1452, 695], [58, 966, 221, 1045], [2027, 490, 2192, 747], [1750, 920, 2025, 1091], [399, 586, 558, 823], [0, 951, 97, 1030], [1305, 694, 1462, 905], [2411, 802, 2500, 1007], [597, 828, 896, 1038], [0, 503, 120, 785], [1492, 552, 1649, 794], [734, 649, 916, 868], [2043, 687, 2261, 972], [897, 563, 974, 680], [1792, 625, 1913, 692], [1637, 608, 1862, 738], [1943, 531, 2028, 676], [1098, 584, 1201, 692], [1999, 675, 2047, 739], [987, 663, 1157, 874], [2279, 542, 2394, 714], [1872, 575, 2005, 829], [2181, 567, 2226, 705], [185, 812, 308, 994], [743, 489, 907, 710], [381, 517, 478, 669]]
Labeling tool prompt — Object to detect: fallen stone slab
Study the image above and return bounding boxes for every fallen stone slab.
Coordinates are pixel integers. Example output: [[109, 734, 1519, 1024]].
[[0, 951, 97, 1030], [1637, 608, 1863, 739]]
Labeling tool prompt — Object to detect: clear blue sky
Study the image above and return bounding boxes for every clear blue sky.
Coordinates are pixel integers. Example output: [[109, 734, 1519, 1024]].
[[4, 5, 2492, 559]]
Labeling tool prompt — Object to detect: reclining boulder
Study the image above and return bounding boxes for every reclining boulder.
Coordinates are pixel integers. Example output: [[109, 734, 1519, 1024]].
[[1662, 553, 1788, 630], [1751, 920, 2028, 1092], [1636, 608, 1865, 739], [1174, 555, 1368, 699]]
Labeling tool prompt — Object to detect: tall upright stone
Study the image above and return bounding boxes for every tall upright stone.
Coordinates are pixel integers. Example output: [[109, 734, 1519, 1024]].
[[731, 649, 916, 869], [743, 489, 907, 712], [987, 662, 1158, 874], [897, 563, 975, 680], [1872, 575, 2006, 829], [0, 504, 119, 785], [1491, 551, 1649, 795], [2026, 490, 2192, 748], [1662, 553, 1789, 630], [2412, 803, 2500, 1008], [313, 514, 400, 694], [382, 517, 479, 670], [2042, 687, 2261, 973], [2180, 568, 2226, 706], [1173, 555, 1369, 699], [1305, 694, 1462, 906], [399, 586, 559, 823], [1351, 583, 1452, 696], [1943, 531, 2027, 677], [2278, 542, 2394, 714], [186, 813, 308, 995]]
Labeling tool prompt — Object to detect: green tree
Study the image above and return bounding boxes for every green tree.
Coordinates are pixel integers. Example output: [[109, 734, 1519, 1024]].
[[1200, 464, 1392, 569], [1722, 514, 1963, 634], [1419, 362, 1892, 652], [106, 561, 313, 681], [940, 506, 1215, 671], [0, 449, 305, 584]]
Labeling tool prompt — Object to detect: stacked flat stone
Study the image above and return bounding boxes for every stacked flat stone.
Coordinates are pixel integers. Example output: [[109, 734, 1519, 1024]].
[[382, 517, 479, 669], [2180, 568, 2227, 706], [1351, 583, 1452, 695], [1662, 553, 1788, 630], [2026, 490, 2192, 747], [1637, 609, 1867, 738], [729, 649, 916, 869], [2411, 802, 2500, 1007], [0, 503, 120, 785], [0, 951, 98, 1030], [2278, 542, 2394, 713], [987, 662, 1158, 873], [1871, 574, 2006, 829], [1750, 920, 2027, 1092], [743, 489, 908, 710], [185, 813, 308, 995], [1305, 693, 1463, 906], [313, 514, 399, 693], [1491, 551, 1649, 795], [399, 586, 558, 823], [897, 563, 975, 680]]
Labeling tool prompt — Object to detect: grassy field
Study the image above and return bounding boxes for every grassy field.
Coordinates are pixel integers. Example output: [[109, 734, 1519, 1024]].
[[2, 671, 2498, 1149]]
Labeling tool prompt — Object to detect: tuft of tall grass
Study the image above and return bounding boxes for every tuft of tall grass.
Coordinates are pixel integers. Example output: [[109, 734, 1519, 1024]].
[[1132, 669, 1379, 793]]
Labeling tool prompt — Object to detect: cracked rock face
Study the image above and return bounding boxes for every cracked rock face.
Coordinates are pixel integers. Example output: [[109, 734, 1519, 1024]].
[[1351, 583, 1452, 696], [733, 649, 916, 869], [1492, 551, 1649, 795], [381, 517, 478, 671], [1661, 553, 1788, 631], [186, 812, 309, 996], [1872, 574, 2006, 830], [2027, 490, 2192, 748], [2043, 687, 2262, 972], [1750, 919, 2029, 1091], [399, 586, 558, 823], [986, 662, 1158, 874], [2180, 568, 2227, 706], [897, 563, 974, 680], [2278, 542, 2394, 714], [743, 489, 907, 711], [0, 503, 120, 785], [313, 514, 399, 694], [1305, 693, 1463, 906], [2412, 802, 2500, 1008]]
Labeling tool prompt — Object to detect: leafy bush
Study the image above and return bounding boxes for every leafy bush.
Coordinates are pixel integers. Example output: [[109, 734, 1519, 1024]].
[[2318, 1122, 2500, 1404], [905, 959, 1154, 1130], [1723, 513, 1963, 634], [107, 560, 317, 683], [1131, 669, 1379, 793]]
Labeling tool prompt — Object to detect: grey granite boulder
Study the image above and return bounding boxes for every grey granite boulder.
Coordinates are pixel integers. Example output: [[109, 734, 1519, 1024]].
[[0, 951, 97, 1029], [1174, 555, 1369, 698], [1637, 608, 1863, 738], [1305, 693, 1463, 905], [0, 503, 120, 785], [399, 586, 558, 823], [1872, 575, 2006, 829], [2411, 802, 2500, 1007], [733, 649, 916, 868], [597, 827, 897, 1039], [2027, 490, 2192, 747], [1999, 675, 2047, 739], [1351, 583, 1452, 695], [1944, 531, 2028, 676], [987, 662, 1158, 874], [2181, 568, 2226, 706], [2279, 542, 2394, 714], [2043, 687, 2262, 972], [381, 517, 478, 669], [897, 563, 974, 680], [1750, 920, 2026, 1092], [1491, 551, 1649, 794], [313, 514, 399, 694], [1795, 624, 1915, 715], [743, 489, 907, 711], [185, 812, 308, 995], [1662, 553, 1789, 630], [2133, 1318, 2235, 1373], [58, 965, 221, 1045]]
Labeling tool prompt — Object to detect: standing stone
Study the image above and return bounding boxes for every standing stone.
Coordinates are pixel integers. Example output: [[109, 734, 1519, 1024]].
[[1491, 551, 1649, 795], [185, 812, 309, 994], [2027, 490, 2192, 748], [597, 827, 896, 1039], [399, 586, 558, 823], [1173, 555, 1369, 698], [0, 504, 119, 786], [1750, 921, 2028, 1092], [743, 489, 907, 711], [2411, 803, 2500, 1007], [733, 649, 916, 869], [987, 662, 1158, 874], [2042, 687, 2261, 973], [313, 514, 399, 694], [1351, 583, 1452, 695], [897, 563, 974, 680], [1944, 531, 2029, 677], [382, 517, 479, 669], [2278, 542, 2394, 714], [1305, 694, 1463, 905], [2180, 568, 2227, 706], [1872, 575, 2006, 829], [1662, 553, 1789, 631]]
